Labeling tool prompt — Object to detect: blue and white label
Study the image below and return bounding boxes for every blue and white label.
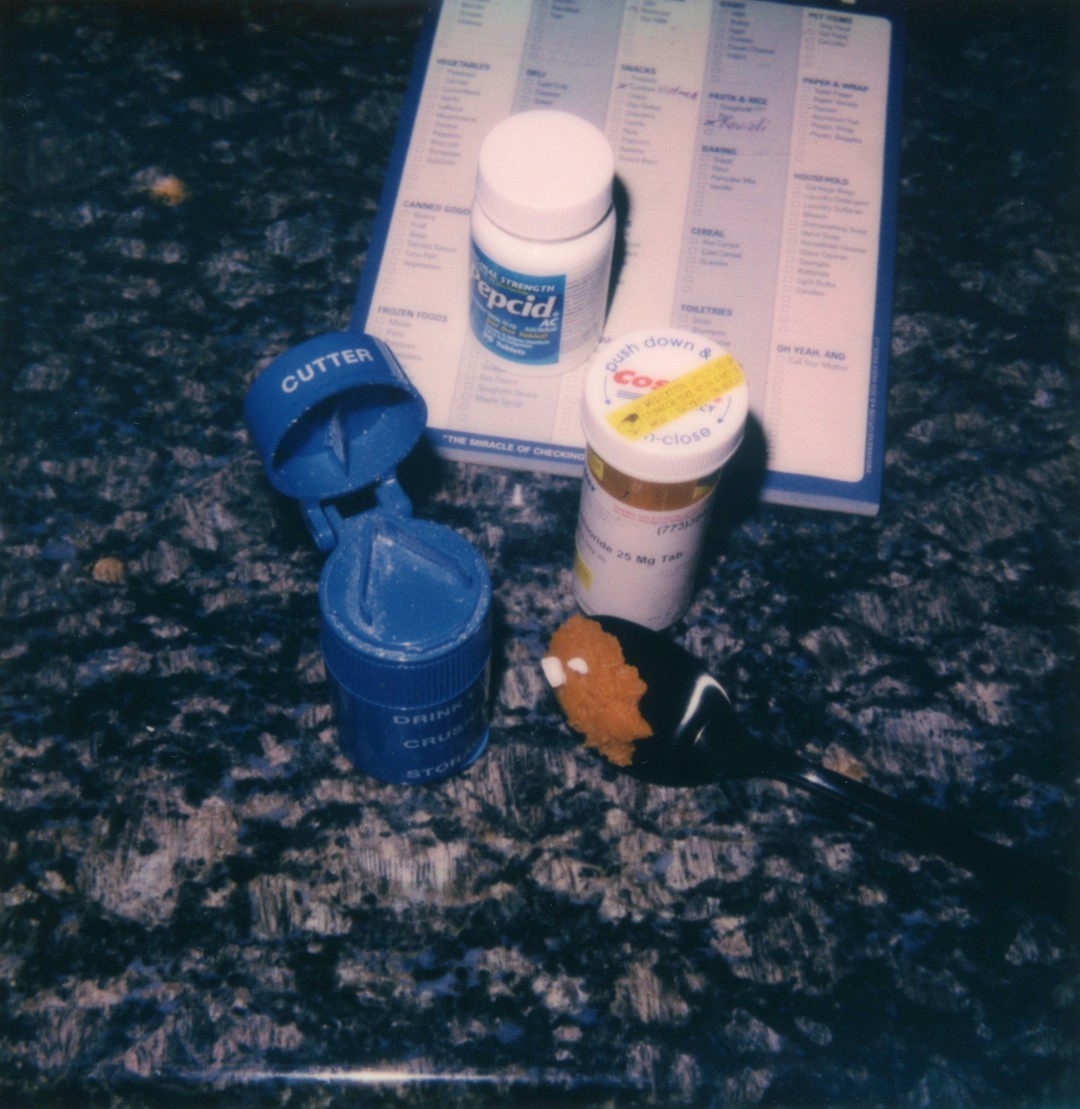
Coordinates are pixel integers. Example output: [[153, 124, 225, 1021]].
[[330, 671, 490, 784], [470, 243, 564, 366]]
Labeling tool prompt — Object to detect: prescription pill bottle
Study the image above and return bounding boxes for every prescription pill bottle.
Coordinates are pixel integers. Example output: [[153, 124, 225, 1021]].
[[573, 329, 749, 630], [469, 110, 615, 376]]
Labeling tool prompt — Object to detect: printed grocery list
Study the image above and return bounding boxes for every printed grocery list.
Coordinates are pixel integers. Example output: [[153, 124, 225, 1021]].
[[354, 0, 903, 513]]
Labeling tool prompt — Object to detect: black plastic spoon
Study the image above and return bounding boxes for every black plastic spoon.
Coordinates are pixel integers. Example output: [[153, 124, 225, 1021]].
[[593, 616, 1078, 926]]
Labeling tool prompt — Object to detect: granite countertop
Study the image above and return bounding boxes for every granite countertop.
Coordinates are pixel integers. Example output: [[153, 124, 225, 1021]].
[[1, 1, 1077, 1104]]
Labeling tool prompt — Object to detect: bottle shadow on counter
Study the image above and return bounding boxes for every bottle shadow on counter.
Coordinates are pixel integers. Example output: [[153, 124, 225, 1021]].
[[695, 410, 768, 592]]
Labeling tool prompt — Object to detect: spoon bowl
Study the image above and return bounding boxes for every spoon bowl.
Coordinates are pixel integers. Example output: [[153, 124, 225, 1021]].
[[593, 616, 1078, 927], [595, 616, 762, 786]]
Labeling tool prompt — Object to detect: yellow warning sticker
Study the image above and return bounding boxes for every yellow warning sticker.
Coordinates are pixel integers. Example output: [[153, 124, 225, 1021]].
[[607, 353, 745, 441]]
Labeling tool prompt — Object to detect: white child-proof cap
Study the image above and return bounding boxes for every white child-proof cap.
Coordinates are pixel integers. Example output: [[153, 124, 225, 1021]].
[[475, 110, 615, 241], [581, 328, 750, 483]]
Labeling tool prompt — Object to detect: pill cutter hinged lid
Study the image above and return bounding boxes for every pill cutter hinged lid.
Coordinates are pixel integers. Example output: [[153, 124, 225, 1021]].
[[243, 331, 428, 548], [244, 331, 492, 693]]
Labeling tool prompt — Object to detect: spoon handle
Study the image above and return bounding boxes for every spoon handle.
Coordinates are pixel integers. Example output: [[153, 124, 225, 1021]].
[[766, 749, 1077, 926]]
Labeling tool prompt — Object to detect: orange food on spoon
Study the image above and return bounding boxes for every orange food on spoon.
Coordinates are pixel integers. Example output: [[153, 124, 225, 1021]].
[[542, 614, 652, 766]]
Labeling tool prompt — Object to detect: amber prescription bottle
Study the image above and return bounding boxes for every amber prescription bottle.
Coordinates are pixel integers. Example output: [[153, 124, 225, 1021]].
[[573, 328, 749, 630]]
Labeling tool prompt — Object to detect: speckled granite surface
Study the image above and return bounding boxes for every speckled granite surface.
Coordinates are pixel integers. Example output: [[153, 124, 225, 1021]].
[[1, 1, 1078, 1105]]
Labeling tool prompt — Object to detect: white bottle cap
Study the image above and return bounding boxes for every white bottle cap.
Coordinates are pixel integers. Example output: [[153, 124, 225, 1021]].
[[475, 110, 614, 241], [581, 329, 750, 483]]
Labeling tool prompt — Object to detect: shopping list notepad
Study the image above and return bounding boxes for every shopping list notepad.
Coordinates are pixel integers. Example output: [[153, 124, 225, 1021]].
[[353, 0, 905, 514]]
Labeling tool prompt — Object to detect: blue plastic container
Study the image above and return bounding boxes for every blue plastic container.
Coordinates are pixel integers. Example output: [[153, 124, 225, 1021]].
[[244, 332, 492, 784]]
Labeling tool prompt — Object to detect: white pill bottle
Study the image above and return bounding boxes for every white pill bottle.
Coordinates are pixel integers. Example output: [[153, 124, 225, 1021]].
[[573, 329, 750, 630], [469, 110, 616, 376]]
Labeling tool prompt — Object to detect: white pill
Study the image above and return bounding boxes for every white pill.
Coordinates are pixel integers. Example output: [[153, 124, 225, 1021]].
[[541, 656, 567, 688]]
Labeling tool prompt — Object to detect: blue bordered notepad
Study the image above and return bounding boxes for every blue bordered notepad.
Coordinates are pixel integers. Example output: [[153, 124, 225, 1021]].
[[352, 0, 905, 515]]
